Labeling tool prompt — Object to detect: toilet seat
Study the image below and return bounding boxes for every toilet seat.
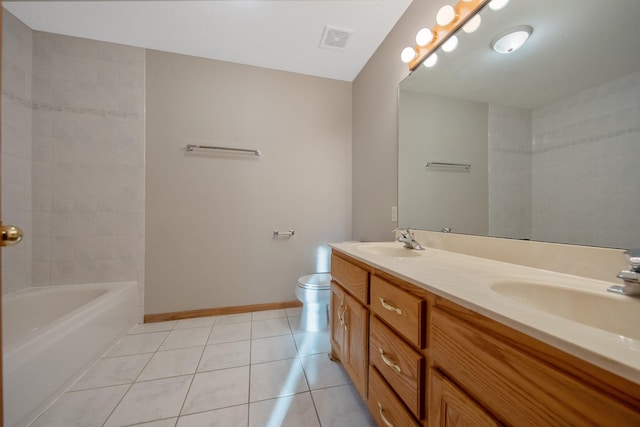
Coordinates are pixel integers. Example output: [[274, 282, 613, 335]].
[[297, 273, 331, 290]]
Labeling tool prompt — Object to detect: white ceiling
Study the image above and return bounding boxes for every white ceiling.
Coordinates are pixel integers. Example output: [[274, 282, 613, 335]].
[[3, 0, 414, 82]]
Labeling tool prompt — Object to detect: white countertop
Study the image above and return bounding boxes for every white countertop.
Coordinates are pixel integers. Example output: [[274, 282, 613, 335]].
[[330, 241, 640, 385]]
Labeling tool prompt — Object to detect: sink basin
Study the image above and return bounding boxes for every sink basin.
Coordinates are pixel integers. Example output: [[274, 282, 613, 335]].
[[354, 242, 423, 258], [491, 281, 640, 340]]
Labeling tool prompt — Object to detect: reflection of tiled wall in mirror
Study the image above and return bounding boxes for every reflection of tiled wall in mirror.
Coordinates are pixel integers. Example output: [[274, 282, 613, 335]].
[[488, 105, 532, 240], [532, 71, 640, 249]]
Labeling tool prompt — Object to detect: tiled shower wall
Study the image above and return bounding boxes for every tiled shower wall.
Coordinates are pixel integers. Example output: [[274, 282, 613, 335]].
[[2, 11, 146, 320], [531, 72, 640, 249], [1, 11, 32, 295]]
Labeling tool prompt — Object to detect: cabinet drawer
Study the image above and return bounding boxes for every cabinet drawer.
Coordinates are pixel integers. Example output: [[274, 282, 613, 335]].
[[368, 366, 420, 427], [370, 316, 425, 419], [370, 276, 426, 348], [331, 254, 369, 304]]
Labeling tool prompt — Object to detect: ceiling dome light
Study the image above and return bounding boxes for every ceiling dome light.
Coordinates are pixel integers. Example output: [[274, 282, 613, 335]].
[[442, 35, 459, 53], [423, 53, 438, 68], [436, 5, 456, 26], [401, 46, 417, 63], [490, 25, 532, 54], [489, 0, 510, 11], [463, 14, 482, 33], [416, 28, 434, 46]]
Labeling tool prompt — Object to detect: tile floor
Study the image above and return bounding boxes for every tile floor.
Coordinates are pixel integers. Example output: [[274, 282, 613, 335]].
[[28, 308, 376, 427]]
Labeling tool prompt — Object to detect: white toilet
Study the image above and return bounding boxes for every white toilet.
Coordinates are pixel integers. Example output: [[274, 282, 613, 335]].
[[295, 273, 331, 331]]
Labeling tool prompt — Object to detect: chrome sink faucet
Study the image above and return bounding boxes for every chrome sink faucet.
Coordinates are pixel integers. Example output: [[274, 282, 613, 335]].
[[396, 229, 425, 251], [608, 249, 640, 297]]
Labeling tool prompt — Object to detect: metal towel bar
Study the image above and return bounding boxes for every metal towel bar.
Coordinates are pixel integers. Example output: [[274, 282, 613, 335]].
[[273, 230, 295, 237], [425, 162, 471, 170], [186, 144, 261, 156]]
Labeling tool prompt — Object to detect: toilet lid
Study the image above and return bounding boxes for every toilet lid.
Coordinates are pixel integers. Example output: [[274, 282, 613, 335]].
[[297, 273, 331, 290]]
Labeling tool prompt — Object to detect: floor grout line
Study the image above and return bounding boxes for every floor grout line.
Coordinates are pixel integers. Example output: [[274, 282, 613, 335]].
[[100, 323, 176, 427], [29, 309, 371, 427]]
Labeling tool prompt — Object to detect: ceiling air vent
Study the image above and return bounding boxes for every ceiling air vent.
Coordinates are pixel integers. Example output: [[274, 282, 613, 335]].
[[320, 26, 353, 50]]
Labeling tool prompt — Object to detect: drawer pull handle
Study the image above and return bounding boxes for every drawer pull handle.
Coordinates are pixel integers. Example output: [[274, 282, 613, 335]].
[[343, 307, 348, 330], [379, 298, 402, 315], [378, 348, 402, 373], [378, 402, 394, 427]]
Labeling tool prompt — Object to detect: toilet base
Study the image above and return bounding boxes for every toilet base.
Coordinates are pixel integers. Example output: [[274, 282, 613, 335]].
[[299, 302, 329, 332]]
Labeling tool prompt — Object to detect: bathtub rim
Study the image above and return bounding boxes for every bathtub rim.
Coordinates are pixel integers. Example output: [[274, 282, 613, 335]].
[[2, 281, 138, 427], [2, 281, 137, 360]]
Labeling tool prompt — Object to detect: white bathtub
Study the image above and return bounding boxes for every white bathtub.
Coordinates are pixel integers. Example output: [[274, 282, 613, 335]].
[[2, 282, 137, 427]]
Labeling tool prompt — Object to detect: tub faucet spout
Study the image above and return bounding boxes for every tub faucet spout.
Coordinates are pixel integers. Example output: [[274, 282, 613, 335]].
[[608, 249, 640, 297]]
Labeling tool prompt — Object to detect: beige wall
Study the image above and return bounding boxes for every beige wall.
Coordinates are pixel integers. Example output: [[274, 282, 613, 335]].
[[352, 0, 445, 241], [145, 51, 352, 314]]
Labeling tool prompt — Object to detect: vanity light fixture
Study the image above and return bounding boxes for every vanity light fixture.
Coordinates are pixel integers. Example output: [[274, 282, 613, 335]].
[[442, 35, 459, 52], [401, 46, 417, 63], [463, 14, 482, 33], [401, 0, 492, 70], [489, 0, 510, 11], [490, 25, 532, 54], [423, 53, 438, 68], [416, 28, 434, 46], [436, 5, 456, 26]]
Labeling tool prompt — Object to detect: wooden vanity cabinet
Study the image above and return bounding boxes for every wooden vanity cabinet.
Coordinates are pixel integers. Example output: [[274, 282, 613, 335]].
[[368, 365, 421, 427], [331, 252, 427, 424], [330, 253, 370, 399], [370, 315, 425, 419], [429, 369, 500, 427], [430, 299, 640, 426], [330, 283, 345, 361], [342, 292, 369, 399], [330, 249, 640, 427], [370, 275, 426, 349], [331, 253, 368, 304]]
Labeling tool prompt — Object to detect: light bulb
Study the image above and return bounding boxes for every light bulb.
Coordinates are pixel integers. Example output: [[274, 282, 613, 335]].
[[423, 53, 438, 68], [416, 28, 434, 46], [442, 35, 458, 52], [489, 0, 510, 11], [401, 47, 417, 63], [436, 5, 456, 26], [463, 14, 481, 33]]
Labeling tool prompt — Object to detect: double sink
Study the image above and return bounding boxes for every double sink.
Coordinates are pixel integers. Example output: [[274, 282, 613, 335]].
[[353, 242, 640, 342]]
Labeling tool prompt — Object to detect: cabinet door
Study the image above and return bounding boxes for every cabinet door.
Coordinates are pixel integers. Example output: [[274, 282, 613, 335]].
[[429, 370, 500, 427], [330, 282, 345, 361], [343, 293, 369, 399]]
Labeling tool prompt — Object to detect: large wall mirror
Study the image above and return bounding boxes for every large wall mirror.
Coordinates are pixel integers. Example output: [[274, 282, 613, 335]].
[[398, 0, 640, 250]]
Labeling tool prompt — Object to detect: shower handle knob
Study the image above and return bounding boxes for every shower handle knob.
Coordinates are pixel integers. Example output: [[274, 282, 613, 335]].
[[0, 223, 23, 247]]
